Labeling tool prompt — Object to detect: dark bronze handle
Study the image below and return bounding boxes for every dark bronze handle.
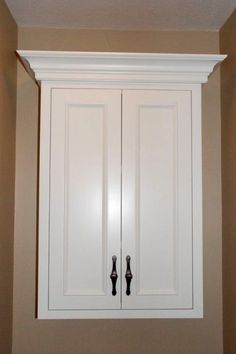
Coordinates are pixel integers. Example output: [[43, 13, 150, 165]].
[[110, 256, 118, 296], [125, 255, 133, 296]]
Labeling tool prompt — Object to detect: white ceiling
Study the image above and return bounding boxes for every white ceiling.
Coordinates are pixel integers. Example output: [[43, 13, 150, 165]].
[[5, 0, 236, 31]]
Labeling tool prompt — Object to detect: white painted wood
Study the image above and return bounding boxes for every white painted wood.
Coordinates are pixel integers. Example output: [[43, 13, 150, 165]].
[[16, 50, 225, 319], [36, 83, 203, 319], [122, 90, 192, 309], [49, 89, 121, 310], [38, 82, 53, 318], [191, 85, 203, 317], [37, 83, 204, 319], [17, 51, 226, 84], [37, 308, 203, 319]]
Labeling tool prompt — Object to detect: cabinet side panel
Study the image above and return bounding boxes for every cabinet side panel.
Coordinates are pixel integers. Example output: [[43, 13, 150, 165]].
[[38, 84, 52, 318]]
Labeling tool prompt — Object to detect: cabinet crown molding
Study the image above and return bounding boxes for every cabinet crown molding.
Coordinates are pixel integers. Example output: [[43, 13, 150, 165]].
[[17, 50, 226, 84]]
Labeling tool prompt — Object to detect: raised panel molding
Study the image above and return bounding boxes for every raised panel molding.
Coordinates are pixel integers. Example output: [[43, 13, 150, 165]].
[[137, 103, 178, 296], [63, 103, 107, 296]]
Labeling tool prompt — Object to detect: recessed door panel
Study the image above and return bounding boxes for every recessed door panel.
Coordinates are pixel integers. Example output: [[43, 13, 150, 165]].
[[49, 89, 121, 310], [122, 90, 192, 309]]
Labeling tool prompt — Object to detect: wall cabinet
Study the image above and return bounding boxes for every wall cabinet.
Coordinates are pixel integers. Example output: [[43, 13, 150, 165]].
[[18, 51, 225, 319]]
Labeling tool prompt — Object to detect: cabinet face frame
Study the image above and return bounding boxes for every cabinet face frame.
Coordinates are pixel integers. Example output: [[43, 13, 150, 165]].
[[37, 81, 203, 319]]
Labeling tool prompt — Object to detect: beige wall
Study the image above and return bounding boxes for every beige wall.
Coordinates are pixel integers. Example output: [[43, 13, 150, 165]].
[[0, 1, 17, 353], [13, 28, 223, 354], [220, 10, 236, 354]]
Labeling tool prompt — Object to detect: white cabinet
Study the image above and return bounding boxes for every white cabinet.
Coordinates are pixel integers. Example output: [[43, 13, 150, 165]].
[[17, 51, 226, 319], [50, 87, 192, 312]]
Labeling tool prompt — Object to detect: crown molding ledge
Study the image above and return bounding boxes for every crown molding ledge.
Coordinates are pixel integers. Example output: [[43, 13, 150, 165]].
[[17, 50, 226, 84]]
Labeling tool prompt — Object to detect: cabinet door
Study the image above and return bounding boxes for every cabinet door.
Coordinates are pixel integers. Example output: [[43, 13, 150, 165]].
[[49, 89, 121, 310], [122, 90, 193, 309]]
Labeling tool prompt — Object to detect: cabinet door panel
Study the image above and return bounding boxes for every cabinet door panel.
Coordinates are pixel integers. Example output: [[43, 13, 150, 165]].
[[49, 89, 121, 310], [122, 90, 192, 309]]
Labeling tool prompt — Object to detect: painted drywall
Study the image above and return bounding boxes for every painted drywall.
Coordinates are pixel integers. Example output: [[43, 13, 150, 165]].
[[0, 1, 17, 353], [13, 28, 223, 354], [220, 9, 236, 354]]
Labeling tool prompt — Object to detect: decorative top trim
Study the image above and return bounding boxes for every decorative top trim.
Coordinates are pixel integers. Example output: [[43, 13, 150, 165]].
[[17, 50, 226, 84]]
